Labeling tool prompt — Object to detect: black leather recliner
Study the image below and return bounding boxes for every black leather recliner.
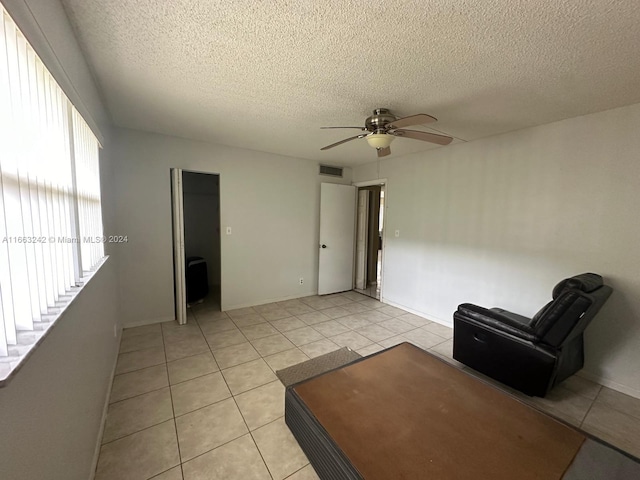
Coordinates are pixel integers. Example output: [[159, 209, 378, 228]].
[[452, 273, 612, 397]]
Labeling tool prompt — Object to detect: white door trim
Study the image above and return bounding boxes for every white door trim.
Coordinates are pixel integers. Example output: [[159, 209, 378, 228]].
[[171, 168, 187, 325]]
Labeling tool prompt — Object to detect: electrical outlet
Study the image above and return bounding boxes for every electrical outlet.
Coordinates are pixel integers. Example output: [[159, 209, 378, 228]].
[[226, 227, 232, 235], [395, 229, 400, 237], [299, 277, 304, 285]]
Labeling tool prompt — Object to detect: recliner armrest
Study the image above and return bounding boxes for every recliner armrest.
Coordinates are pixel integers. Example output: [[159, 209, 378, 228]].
[[455, 304, 539, 342]]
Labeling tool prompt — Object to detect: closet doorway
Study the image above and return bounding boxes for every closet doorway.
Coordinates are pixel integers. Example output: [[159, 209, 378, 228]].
[[354, 183, 385, 299], [171, 169, 221, 324]]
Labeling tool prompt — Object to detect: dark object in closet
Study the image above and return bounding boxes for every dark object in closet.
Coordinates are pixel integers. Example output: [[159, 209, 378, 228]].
[[186, 256, 208, 304]]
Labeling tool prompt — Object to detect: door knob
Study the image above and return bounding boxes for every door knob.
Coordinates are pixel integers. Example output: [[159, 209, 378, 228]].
[[321, 244, 327, 248]]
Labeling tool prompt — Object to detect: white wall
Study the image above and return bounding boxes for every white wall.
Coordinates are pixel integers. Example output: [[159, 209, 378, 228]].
[[0, 260, 120, 480], [111, 128, 352, 325], [353, 102, 640, 399], [0, 1, 121, 479]]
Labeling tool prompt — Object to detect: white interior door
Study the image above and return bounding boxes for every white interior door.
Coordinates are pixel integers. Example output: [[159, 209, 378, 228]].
[[171, 168, 187, 325], [355, 189, 369, 290], [318, 183, 356, 295]]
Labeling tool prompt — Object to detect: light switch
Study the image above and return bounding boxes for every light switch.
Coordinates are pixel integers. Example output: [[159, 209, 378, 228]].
[[394, 230, 400, 237], [226, 227, 232, 235]]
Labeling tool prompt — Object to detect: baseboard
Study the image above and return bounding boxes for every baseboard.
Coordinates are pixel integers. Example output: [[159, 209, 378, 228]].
[[89, 327, 122, 480], [222, 291, 317, 311], [577, 370, 640, 400], [122, 315, 175, 329], [382, 298, 452, 327]]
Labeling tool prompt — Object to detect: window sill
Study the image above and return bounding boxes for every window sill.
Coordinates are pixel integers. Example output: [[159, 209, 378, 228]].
[[0, 256, 110, 388]]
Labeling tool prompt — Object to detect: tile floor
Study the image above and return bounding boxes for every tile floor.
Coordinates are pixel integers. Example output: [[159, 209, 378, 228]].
[[95, 292, 640, 479]]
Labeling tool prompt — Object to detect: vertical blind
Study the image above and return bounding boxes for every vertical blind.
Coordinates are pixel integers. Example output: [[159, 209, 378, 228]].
[[0, 5, 104, 366]]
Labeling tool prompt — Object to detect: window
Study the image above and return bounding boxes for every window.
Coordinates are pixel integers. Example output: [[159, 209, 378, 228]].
[[0, 5, 105, 383]]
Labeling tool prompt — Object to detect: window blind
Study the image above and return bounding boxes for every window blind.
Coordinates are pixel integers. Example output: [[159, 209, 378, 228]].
[[0, 4, 104, 377]]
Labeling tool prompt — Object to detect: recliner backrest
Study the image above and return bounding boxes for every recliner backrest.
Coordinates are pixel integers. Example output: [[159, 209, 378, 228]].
[[531, 273, 612, 347]]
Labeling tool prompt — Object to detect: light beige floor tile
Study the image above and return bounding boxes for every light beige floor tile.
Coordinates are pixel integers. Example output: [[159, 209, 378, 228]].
[[559, 375, 602, 400], [165, 336, 210, 362], [530, 385, 594, 426], [162, 320, 200, 332], [231, 313, 267, 328], [335, 315, 371, 330], [115, 346, 166, 374], [356, 298, 384, 309], [162, 324, 204, 344], [110, 364, 168, 403], [119, 331, 164, 353], [283, 326, 325, 346], [198, 318, 237, 335], [299, 297, 338, 310], [253, 302, 283, 314], [236, 380, 286, 430], [403, 328, 448, 349], [341, 302, 371, 314], [312, 320, 351, 337], [422, 321, 453, 339], [103, 388, 174, 443], [253, 418, 309, 480], [356, 343, 385, 356], [377, 305, 407, 317], [398, 312, 432, 327], [319, 306, 350, 319], [429, 339, 453, 358], [122, 323, 162, 340], [222, 358, 278, 394], [354, 310, 392, 324], [182, 434, 270, 480], [378, 335, 409, 348], [277, 299, 305, 308], [175, 397, 248, 461], [298, 339, 340, 358], [251, 334, 296, 357], [96, 420, 179, 480], [264, 348, 309, 372], [329, 331, 373, 350], [171, 372, 231, 416], [296, 311, 331, 325], [286, 464, 320, 480], [213, 342, 260, 369], [241, 323, 280, 340], [270, 317, 306, 332], [355, 324, 395, 343], [194, 310, 228, 322], [341, 291, 369, 302], [261, 308, 293, 321], [167, 352, 219, 385], [326, 296, 354, 307], [151, 466, 183, 480], [595, 386, 640, 420], [582, 401, 640, 458], [283, 303, 315, 316], [227, 307, 258, 318], [377, 317, 416, 334], [205, 328, 247, 351]]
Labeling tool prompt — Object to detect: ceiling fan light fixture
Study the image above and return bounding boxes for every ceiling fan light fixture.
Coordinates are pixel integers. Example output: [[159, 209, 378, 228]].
[[366, 133, 394, 150]]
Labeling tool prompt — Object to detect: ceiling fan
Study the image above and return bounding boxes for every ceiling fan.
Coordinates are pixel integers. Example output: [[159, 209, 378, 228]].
[[320, 108, 453, 157]]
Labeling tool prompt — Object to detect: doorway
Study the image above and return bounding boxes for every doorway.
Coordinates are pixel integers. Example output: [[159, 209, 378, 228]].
[[171, 169, 221, 323], [354, 184, 385, 299]]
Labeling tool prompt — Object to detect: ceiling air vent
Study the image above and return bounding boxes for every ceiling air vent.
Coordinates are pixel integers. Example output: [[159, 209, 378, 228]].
[[319, 164, 343, 178]]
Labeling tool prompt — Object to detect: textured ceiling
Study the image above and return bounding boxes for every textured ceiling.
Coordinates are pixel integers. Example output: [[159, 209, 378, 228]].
[[61, 0, 640, 166]]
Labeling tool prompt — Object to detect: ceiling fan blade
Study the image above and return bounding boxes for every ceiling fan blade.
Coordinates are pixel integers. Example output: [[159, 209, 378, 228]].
[[377, 146, 391, 158], [320, 126, 366, 130], [387, 114, 437, 129], [391, 129, 453, 146], [320, 134, 368, 150]]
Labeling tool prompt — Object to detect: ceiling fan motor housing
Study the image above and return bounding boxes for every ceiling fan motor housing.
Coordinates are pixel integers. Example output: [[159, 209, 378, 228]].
[[365, 108, 396, 133]]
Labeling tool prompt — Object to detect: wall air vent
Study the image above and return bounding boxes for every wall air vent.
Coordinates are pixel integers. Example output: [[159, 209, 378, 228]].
[[319, 164, 343, 178]]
